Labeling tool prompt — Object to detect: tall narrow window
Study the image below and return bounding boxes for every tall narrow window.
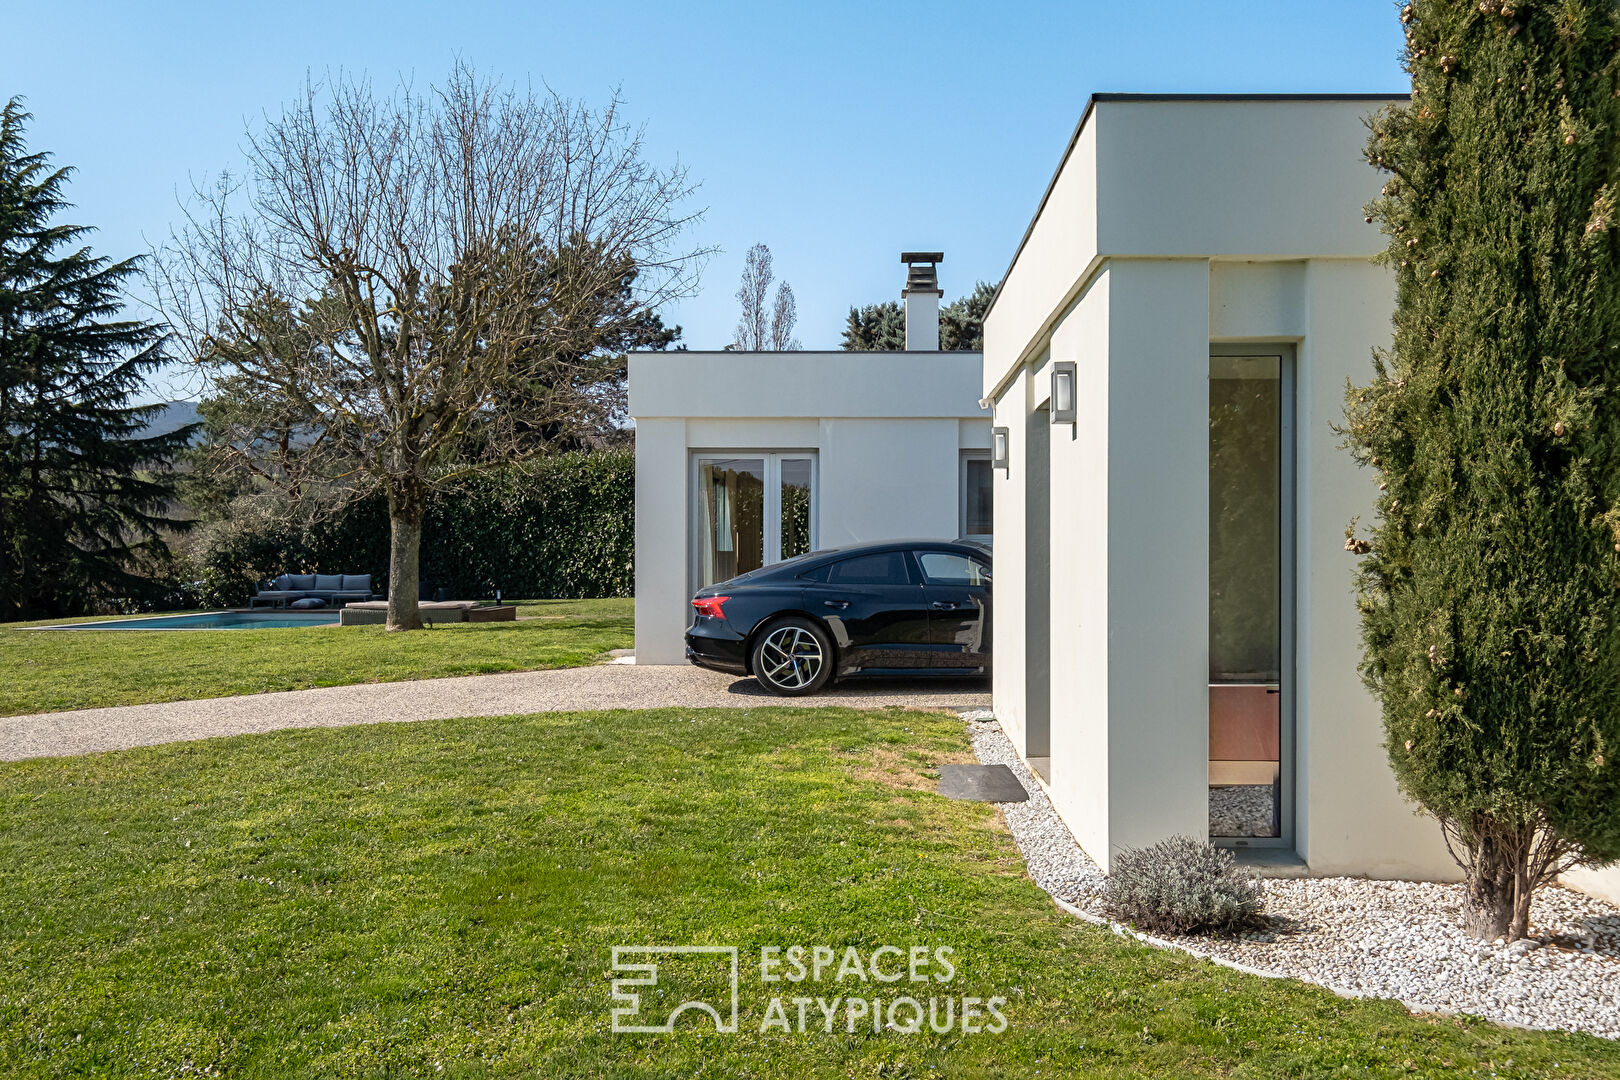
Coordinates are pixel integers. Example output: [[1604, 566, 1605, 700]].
[[780, 457, 813, 560], [1209, 355, 1285, 840], [694, 453, 816, 589], [961, 452, 992, 539], [698, 458, 765, 586]]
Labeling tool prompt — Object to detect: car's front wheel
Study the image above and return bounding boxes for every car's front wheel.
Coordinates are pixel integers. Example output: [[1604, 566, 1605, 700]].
[[750, 616, 834, 696]]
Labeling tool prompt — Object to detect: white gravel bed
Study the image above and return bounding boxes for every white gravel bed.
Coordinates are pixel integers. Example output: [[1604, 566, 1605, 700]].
[[1208, 785, 1275, 838], [965, 715, 1620, 1040]]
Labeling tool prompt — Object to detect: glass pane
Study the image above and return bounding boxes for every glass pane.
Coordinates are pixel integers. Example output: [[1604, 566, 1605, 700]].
[[780, 458, 813, 560], [963, 457, 993, 536], [918, 552, 989, 586], [827, 552, 910, 585], [698, 458, 764, 587], [1209, 356, 1281, 839]]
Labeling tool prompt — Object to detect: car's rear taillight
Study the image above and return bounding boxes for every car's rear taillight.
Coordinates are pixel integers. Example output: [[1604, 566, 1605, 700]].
[[691, 595, 730, 619]]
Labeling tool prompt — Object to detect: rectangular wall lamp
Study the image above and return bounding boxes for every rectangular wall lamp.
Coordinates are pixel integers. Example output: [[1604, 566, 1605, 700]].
[[1051, 361, 1077, 425]]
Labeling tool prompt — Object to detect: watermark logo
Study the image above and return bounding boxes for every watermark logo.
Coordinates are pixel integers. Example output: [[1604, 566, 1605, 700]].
[[610, 946, 740, 1033], [610, 944, 1006, 1036]]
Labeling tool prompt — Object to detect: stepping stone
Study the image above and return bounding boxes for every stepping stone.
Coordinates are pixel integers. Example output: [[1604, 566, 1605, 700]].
[[938, 764, 1028, 803]]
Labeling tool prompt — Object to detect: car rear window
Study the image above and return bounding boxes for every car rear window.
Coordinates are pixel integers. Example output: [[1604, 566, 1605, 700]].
[[815, 551, 911, 586]]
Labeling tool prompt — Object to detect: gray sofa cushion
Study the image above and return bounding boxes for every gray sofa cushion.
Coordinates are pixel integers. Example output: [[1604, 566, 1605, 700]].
[[289, 574, 317, 591], [271, 574, 298, 591], [341, 574, 372, 593], [290, 597, 327, 609], [314, 574, 344, 592]]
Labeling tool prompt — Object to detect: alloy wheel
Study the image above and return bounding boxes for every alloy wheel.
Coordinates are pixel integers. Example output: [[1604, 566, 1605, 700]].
[[758, 625, 825, 690]]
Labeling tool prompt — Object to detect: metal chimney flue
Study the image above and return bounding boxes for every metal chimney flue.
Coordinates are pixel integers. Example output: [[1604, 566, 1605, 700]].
[[901, 251, 943, 351]]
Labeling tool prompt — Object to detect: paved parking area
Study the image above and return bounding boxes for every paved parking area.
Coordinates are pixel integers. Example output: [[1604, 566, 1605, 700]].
[[0, 663, 991, 761]]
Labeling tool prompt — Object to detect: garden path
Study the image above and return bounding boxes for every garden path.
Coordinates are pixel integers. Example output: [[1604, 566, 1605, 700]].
[[0, 663, 989, 761]]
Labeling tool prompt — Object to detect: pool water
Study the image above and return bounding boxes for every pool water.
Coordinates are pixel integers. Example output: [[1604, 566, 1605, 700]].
[[41, 610, 343, 630]]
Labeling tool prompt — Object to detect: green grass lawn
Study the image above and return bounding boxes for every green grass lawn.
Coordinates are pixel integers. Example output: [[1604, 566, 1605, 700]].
[[1, 706, 1615, 1078], [0, 598, 633, 717]]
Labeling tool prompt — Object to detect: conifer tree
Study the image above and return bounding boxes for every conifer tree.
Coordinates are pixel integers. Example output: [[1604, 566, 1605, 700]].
[[1347, 0, 1620, 939], [0, 99, 193, 620], [841, 282, 996, 351]]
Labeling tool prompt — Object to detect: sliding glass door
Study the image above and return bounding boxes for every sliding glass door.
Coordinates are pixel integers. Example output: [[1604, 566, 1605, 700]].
[[694, 453, 817, 590], [1209, 350, 1293, 846]]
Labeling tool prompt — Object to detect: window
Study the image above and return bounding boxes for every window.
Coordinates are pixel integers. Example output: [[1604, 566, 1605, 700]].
[[693, 453, 816, 588], [780, 457, 813, 560], [1209, 351, 1292, 845], [824, 551, 911, 586], [961, 452, 992, 539], [917, 551, 989, 586], [697, 457, 764, 585]]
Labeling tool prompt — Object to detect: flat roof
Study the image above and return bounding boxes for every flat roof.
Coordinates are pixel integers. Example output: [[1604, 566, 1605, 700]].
[[626, 349, 983, 356], [982, 92, 1410, 323]]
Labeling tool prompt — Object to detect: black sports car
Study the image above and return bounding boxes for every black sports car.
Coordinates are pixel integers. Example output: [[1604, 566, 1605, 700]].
[[685, 539, 991, 695]]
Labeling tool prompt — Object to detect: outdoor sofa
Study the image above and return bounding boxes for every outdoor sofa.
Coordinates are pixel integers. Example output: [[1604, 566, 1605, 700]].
[[249, 574, 378, 609]]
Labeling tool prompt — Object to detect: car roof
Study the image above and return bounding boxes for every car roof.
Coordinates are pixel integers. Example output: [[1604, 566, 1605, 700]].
[[716, 538, 987, 585], [804, 538, 988, 560]]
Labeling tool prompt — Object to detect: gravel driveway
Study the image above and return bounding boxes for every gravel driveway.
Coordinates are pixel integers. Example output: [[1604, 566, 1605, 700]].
[[0, 663, 989, 762]]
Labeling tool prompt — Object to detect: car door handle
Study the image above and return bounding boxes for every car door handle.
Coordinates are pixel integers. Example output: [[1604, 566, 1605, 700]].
[[823, 600, 850, 610], [931, 601, 960, 611]]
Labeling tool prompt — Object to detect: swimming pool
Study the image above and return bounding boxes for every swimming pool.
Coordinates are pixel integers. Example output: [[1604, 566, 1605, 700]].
[[37, 610, 343, 630]]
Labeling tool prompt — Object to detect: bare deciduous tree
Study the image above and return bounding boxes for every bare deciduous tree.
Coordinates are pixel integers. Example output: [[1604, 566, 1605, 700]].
[[730, 242, 799, 350], [155, 63, 708, 629], [769, 281, 798, 352]]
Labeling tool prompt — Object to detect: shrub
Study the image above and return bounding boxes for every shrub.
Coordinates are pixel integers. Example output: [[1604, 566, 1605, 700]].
[[185, 450, 634, 606], [1104, 835, 1265, 936]]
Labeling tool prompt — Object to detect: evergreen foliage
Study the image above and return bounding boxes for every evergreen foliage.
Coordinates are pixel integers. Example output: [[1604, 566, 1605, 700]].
[[841, 300, 907, 351], [1346, 0, 1620, 939], [0, 99, 194, 620], [840, 282, 996, 351], [188, 450, 634, 605]]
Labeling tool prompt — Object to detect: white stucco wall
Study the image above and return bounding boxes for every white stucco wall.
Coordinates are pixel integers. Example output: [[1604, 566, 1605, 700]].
[[1563, 865, 1620, 906], [1045, 270, 1114, 864], [1098, 260, 1214, 868], [1294, 260, 1454, 878], [816, 419, 961, 547], [984, 118, 1100, 388], [991, 371, 1029, 753], [1094, 99, 1398, 260], [633, 417, 691, 666], [629, 351, 989, 665]]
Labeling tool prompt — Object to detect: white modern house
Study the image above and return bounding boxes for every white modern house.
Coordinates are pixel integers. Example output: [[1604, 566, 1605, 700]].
[[628, 93, 1619, 903], [629, 254, 992, 665], [979, 92, 1457, 879]]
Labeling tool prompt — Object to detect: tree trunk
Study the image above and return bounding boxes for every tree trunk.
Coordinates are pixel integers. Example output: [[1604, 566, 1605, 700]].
[[1510, 882, 1534, 943], [385, 481, 426, 632], [1461, 827, 1517, 940]]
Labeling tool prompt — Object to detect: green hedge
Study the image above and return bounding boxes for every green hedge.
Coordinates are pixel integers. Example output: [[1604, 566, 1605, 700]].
[[195, 451, 634, 605]]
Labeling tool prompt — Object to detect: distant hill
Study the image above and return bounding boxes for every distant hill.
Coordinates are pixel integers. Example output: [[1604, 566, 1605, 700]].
[[136, 401, 201, 442]]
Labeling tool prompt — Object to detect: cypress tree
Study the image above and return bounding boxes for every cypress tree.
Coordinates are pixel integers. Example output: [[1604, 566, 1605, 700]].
[[1347, 0, 1620, 939], [0, 99, 193, 620]]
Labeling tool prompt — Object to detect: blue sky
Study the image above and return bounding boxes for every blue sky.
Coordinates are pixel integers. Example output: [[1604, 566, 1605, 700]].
[[10, 2, 1407, 398]]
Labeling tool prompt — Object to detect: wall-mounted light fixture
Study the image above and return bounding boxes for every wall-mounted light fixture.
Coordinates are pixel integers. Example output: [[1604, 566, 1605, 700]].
[[1051, 361, 1077, 425], [992, 426, 1010, 472]]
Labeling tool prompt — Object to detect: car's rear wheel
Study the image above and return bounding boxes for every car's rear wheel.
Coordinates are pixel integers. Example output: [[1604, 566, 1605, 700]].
[[751, 616, 834, 696]]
